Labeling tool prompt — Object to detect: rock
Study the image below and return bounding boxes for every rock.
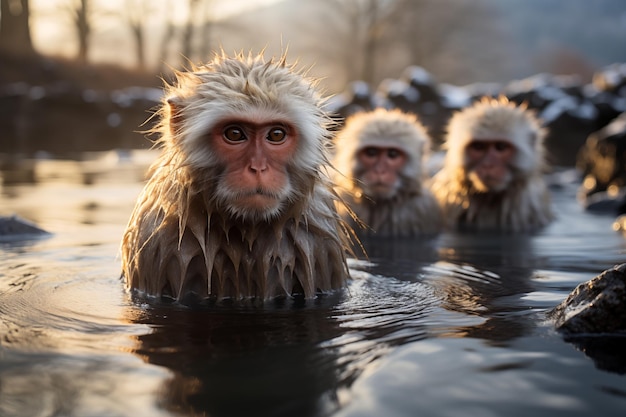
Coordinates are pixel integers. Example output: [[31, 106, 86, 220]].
[[539, 95, 598, 167], [582, 188, 626, 213], [549, 263, 626, 334], [499, 73, 598, 166], [0, 215, 50, 241], [327, 80, 379, 122], [592, 63, 626, 96], [328, 64, 626, 169], [576, 112, 626, 210], [550, 263, 626, 374]]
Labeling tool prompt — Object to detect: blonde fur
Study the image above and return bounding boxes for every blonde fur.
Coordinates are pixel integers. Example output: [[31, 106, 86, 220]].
[[431, 97, 554, 232], [121, 52, 352, 302], [333, 108, 442, 236]]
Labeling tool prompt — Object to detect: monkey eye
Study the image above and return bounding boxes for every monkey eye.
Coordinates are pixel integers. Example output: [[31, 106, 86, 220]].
[[362, 147, 381, 157], [468, 140, 514, 153], [467, 141, 489, 152], [223, 126, 247, 142], [266, 127, 287, 144], [387, 148, 404, 159], [493, 141, 513, 152]]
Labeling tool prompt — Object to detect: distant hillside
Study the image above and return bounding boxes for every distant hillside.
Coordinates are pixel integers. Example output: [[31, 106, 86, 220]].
[[492, 0, 626, 78], [0, 50, 161, 90]]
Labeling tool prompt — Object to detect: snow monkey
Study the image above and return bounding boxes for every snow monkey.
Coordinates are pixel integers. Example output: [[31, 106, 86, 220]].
[[333, 108, 442, 237], [121, 52, 353, 303], [431, 97, 554, 232]]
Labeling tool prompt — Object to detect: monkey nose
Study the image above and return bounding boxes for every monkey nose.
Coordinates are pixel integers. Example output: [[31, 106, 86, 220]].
[[481, 150, 500, 165], [373, 159, 390, 173], [249, 158, 268, 173]]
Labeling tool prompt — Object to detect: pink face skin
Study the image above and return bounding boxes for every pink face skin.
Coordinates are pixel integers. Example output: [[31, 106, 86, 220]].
[[356, 146, 408, 199], [465, 139, 516, 192], [211, 119, 298, 217]]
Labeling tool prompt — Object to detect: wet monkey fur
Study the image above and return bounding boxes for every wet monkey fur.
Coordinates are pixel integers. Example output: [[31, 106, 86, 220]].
[[431, 97, 554, 232], [121, 52, 353, 303], [333, 108, 442, 237]]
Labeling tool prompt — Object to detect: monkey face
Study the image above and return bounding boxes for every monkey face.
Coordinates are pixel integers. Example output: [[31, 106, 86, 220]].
[[465, 140, 516, 193], [210, 118, 299, 221], [355, 146, 408, 199]]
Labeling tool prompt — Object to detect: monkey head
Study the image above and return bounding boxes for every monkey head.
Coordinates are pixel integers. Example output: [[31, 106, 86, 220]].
[[122, 52, 353, 301], [444, 97, 546, 193], [334, 108, 431, 200], [159, 52, 331, 222]]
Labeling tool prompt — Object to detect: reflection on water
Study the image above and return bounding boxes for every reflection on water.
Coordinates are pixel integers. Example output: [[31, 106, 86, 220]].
[[130, 299, 345, 417], [1, 156, 626, 417], [426, 234, 537, 346]]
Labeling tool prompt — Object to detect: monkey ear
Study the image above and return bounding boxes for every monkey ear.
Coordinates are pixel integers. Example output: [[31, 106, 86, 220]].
[[167, 96, 184, 137]]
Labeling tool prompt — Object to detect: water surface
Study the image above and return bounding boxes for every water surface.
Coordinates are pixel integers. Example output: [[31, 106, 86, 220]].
[[1, 155, 625, 417]]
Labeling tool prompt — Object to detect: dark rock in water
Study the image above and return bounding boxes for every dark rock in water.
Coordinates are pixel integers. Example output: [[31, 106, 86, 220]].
[[0, 215, 50, 240], [501, 73, 597, 166], [551, 263, 626, 374], [504, 73, 571, 111], [592, 63, 626, 97], [586, 87, 626, 130], [329, 63, 626, 169], [549, 263, 626, 334], [539, 95, 598, 167], [581, 188, 626, 213], [327, 80, 379, 122], [576, 112, 626, 210]]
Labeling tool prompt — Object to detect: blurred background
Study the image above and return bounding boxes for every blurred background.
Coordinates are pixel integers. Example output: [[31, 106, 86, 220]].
[[1, 0, 625, 165]]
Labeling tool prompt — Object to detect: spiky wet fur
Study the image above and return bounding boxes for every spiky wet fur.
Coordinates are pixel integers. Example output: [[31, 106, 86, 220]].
[[121, 52, 352, 302], [333, 108, 442, 236], [431, 97, 554, 232]]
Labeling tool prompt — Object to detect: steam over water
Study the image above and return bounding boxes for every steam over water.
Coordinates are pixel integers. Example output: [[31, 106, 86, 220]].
[[1, 155, 625, 417]]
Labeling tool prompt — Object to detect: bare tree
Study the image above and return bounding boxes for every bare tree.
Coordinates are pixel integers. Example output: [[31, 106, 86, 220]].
[[177, 0, 216, 67], [0, 0, 34, 54], [65, 0, 91, 63], [387, 0, 510, 84], [198, 0, 214, 60], [180, 0, 200, 66], [157, 0, 176, 72], [316, 0, 404, 84], [311, 0, 509, 87], [124, 0, 152, 69]]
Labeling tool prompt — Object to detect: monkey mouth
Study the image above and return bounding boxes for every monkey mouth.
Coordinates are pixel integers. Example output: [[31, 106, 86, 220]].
[[367, 182, 397, 199], [252, 186, 280, 198], [236, 188, 283, 210], [469, 172, 508, 193]]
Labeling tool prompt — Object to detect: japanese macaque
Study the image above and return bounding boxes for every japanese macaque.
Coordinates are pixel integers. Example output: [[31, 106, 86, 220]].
[[121, 52, 353, 303], [333, 108, 442, 236], [431, 97, 554, 232]]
